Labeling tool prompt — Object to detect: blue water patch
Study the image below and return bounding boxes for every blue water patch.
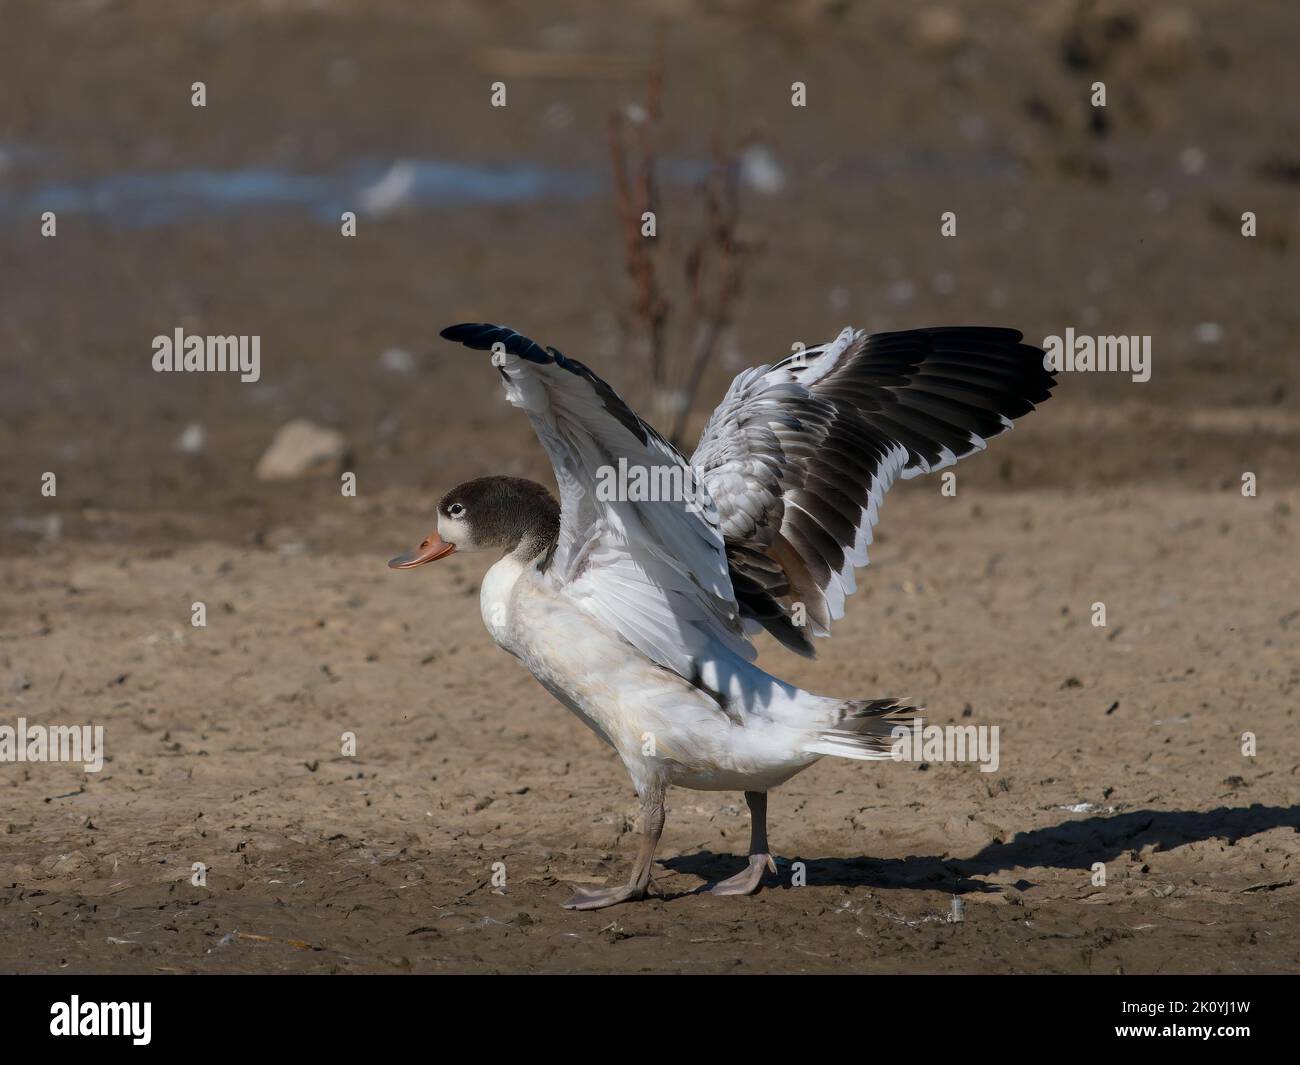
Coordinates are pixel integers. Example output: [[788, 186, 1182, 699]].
[[0, 157, 606, 227], [0, 146, 1030, 228]]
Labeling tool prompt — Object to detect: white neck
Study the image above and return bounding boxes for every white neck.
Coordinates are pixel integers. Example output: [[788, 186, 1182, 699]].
[[480, 552, 532, 648]]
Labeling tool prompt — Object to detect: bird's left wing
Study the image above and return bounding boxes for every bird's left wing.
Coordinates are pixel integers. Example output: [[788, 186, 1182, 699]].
[[692, 325, 1055, 656], [440, 323, 755, 678]]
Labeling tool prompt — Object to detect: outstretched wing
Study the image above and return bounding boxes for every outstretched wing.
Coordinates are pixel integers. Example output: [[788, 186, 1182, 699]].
[[693, 326, 1055, 656], [440, 323, 754, 678]]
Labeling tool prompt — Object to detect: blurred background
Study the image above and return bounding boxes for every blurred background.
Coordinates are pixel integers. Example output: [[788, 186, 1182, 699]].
[[2, 0, 1299, 975], [1, 0, 1296, 550]]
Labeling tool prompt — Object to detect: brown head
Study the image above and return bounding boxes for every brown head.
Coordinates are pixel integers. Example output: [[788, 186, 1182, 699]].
[[388, 476, 561, 570]]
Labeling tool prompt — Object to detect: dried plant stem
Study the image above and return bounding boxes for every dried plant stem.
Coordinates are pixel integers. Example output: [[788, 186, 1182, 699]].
[[607, 39, 756, 450]]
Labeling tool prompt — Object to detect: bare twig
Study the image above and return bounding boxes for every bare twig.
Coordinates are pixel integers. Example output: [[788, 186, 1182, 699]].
[[670, 106, 752, 445], [608, 35, 668, 418], [607, 38, 759, 449]]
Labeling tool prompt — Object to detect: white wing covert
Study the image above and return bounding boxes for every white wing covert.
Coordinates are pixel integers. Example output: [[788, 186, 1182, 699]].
[[439, 323, 755, 680]]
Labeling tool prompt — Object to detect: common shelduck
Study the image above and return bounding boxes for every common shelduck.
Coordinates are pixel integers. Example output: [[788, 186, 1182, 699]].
[[390, 323, 1055, 909]]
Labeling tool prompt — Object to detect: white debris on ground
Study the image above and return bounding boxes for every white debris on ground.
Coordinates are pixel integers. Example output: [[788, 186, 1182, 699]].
[[174, 422, 205, 454], [378, 347, 416, 374], [739, 144, 785, 196]]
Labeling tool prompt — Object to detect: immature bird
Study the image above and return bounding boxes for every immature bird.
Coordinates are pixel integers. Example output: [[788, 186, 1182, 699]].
[[390, 323, 1054, 908]]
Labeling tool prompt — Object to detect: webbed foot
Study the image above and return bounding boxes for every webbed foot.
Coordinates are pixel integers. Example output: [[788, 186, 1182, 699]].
[[707, 853, 778, 896], [561, 882, 648, 910]]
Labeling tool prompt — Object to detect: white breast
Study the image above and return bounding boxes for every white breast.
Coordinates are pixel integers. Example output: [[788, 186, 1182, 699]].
[[475, 555, 820, 795], [479, 554, 529, 648]]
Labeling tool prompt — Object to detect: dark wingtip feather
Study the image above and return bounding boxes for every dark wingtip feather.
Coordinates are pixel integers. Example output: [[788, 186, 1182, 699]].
[[766, 615, 818, 658], [442, 324, 659, 448], [439, 323, 552, 365]]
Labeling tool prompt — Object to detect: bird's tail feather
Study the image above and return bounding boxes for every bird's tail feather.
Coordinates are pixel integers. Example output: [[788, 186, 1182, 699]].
[[801, 697, 921, 761]]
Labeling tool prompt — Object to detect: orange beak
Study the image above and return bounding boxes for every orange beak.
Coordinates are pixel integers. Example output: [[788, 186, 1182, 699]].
[[388, 530, 456, 569]]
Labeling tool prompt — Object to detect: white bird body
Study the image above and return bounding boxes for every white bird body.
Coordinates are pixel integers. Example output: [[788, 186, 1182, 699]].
[[391, 321, 1055, 907], [481, 551, 825, 795]]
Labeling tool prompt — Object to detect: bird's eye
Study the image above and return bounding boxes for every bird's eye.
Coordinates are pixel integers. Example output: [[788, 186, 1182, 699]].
[[448, 503, 465, 517]]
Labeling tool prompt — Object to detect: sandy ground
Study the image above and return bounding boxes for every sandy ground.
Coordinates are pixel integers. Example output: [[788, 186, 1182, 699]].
[[2, 485, 1296, 973], [1, 0, 1298, 973]]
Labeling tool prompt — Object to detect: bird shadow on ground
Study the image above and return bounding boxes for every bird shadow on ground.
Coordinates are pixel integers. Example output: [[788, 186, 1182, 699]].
[[659, 804, 1300, 897]]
